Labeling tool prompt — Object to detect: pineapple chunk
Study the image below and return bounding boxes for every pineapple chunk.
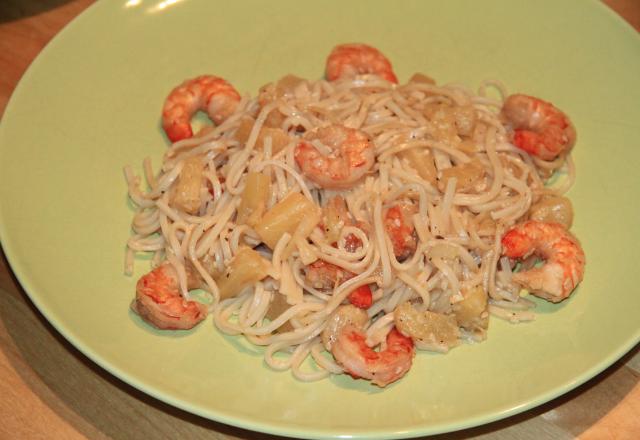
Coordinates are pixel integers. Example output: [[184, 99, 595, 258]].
[[453, 286, 489, 332], [234, 117, 291, 154], [214, 247, 270, 300], [171, 155, 204, 214], [237, 172, 271, 227], [255, 192, 318, 249], [401, 148, 437, 184], [394, 302, 459, 352]]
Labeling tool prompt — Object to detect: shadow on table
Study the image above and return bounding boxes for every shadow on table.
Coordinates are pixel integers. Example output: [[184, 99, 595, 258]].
[[0, 0, 76, 23], [0, 246, 637, 439]]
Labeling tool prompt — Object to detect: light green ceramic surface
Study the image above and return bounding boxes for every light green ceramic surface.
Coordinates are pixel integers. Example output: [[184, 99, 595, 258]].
[[0, 0, 639, 438]]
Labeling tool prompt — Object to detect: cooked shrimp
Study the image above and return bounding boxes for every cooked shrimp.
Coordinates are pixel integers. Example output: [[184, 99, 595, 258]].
[[304, 260, 343, 290], [384, 203, 418, 261], [501, 94, 576, 160], [294, 124, 374, 189], [162, 75, 241, 143], [501, 220, 585, 303], [132, 263, 208, 330], [304, 260, 373, 309], [331, 325, 414, 387], [325, 43, 398, 84]]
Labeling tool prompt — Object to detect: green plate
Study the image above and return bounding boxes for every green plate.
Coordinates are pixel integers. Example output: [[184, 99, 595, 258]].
[[1, 0, 638, 438]]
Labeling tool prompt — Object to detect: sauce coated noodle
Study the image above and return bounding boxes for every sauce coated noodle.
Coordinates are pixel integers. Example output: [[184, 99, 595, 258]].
[[125, 44, 584, 387]]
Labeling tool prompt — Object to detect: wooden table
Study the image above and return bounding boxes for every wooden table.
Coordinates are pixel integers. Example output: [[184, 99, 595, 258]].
[[0, 1, 638, 438]]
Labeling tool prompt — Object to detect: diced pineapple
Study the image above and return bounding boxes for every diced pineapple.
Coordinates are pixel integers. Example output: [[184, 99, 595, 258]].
[[438, 161, 484, 193], [171, 155, 204, 214], [237, 172, 271, 227], [259, 127, 291, 154], [255, 192, 318, 249], [234, 117, 291, 153], [322, 196, 350, 244], [282, 205, 321, 259], [394, 302, 459, 351], [400, 148, 437, 184], [528, 195, 573, 229], [214, 247, 270, 300], [265, 292, 294, 333], [453, 286, 489, 332], [234, 117, 254, 144]]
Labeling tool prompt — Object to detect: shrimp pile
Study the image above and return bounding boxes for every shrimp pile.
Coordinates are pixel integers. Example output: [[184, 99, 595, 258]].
[[124, 43, 585, 387]]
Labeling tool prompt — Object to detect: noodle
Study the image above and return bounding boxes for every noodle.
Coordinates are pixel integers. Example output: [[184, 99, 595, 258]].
[[125, 69, 578, 385]]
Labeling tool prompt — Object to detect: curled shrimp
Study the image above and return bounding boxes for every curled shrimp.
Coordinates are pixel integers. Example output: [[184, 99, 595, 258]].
[[331, 325, 415, 387], [325, 43, 398, 84], [162, 75, 241, 143], [502, 94, 576, 160], [384, 203, 418, 261], [131, 263, 208, 330], [294, 124, 374, 189], [501, 220, 585, 303], [305, 259, 344, 290]]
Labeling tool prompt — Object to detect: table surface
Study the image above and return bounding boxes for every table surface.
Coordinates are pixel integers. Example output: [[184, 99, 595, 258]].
[[1, 1, 639, 439]]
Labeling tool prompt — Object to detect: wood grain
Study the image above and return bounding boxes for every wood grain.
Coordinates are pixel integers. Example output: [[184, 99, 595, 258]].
[[0, 1, 638, 439]]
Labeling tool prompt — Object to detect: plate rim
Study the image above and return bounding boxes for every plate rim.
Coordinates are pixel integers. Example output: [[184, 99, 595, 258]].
[[1, 0, 639, 438]]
